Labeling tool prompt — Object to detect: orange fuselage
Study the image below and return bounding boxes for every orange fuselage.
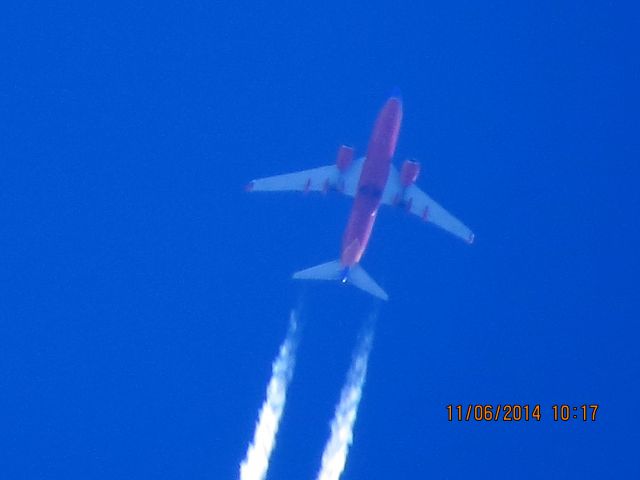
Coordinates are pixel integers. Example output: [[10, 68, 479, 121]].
[[340, 96, 403, 266]]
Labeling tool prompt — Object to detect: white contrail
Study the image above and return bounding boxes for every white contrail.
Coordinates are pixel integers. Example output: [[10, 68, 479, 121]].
[[317, 319, 375, 480], [239, 311, 300, 480]]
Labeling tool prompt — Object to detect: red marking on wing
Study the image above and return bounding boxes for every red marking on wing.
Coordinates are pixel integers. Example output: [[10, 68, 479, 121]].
[[400, 160, 420, 187], [336, 145, 355, 172]]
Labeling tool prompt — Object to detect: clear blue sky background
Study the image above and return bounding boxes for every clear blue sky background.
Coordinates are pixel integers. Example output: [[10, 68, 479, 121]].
[[2, 1, 638, 478]]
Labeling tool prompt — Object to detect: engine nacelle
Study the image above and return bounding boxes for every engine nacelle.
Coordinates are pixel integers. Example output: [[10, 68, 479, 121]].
[[336, 145, 355, 172], [400, 159, 421, 187]]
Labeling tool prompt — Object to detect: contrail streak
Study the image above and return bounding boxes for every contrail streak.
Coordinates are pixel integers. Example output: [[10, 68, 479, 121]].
[[317, 317, 376, 480], [239, 311, 300, 480]]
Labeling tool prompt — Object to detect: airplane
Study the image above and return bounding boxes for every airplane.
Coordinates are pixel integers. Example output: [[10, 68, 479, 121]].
[[246, 91, 474, 300]]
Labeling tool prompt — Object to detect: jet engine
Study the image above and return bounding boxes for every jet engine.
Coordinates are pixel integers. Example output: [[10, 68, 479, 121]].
[[336, 145, 354, 172], [400, 159, 421, 187]]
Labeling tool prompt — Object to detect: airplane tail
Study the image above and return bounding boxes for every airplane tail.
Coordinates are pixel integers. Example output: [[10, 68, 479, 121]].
[[292, 260, 389, 301]]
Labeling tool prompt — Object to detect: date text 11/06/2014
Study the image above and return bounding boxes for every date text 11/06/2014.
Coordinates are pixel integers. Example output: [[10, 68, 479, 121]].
[[446, 404, 599, 422]]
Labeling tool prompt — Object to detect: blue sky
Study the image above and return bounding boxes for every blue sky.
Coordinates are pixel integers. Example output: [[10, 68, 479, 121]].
[[1, 1, 638, 478]]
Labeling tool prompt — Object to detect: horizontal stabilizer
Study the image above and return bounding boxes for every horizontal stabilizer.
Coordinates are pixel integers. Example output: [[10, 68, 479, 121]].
[[293, 260, 343, 281], [348, 264, 389, 301], [292, 260, 388, 301]]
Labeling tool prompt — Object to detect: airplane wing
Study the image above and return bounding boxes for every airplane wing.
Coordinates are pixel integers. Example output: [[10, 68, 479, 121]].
[[247, 157, 365, 196], [382, 166, 474, 243]]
